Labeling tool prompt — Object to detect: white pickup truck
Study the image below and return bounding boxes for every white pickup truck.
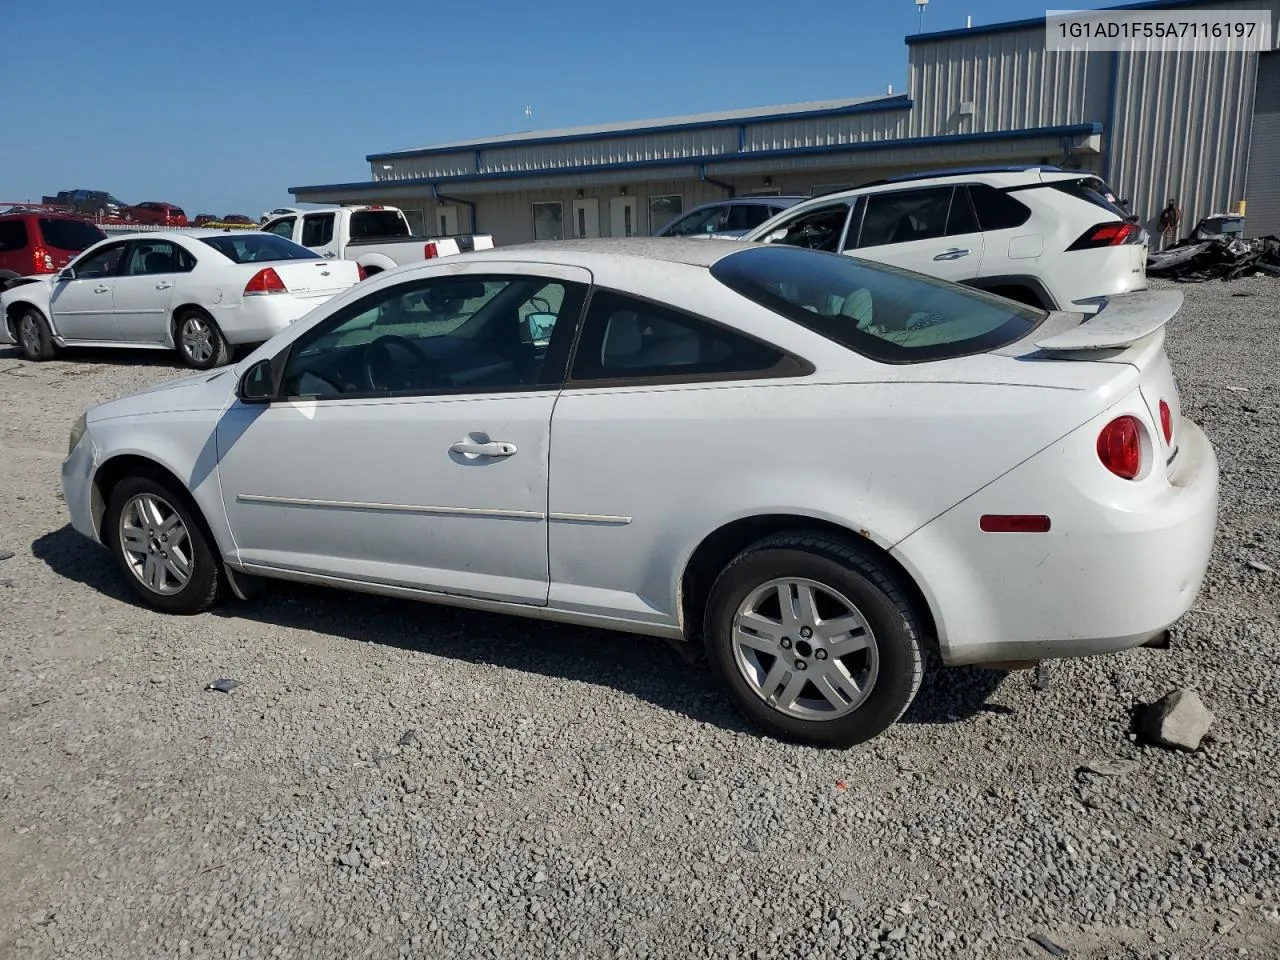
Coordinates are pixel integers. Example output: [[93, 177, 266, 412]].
[[262, 205, 494, 275]]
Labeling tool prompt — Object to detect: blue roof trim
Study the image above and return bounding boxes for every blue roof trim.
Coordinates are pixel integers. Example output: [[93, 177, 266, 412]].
[[365, 96, 914, 161], [294, 122, 1102, 196], [905, 0, 1243, 45]]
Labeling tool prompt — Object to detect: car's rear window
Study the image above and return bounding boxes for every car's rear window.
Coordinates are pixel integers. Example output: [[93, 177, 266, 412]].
[[350, 210, 411, 240], [38, 218, 107, 252], [711, 246, 1047, 364], [1048, 177, 1132, 219], [199, 233, 320, 263]]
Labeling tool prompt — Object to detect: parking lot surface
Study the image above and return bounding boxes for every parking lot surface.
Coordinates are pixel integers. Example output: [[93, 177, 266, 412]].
[[1, 278, 1278, 960]]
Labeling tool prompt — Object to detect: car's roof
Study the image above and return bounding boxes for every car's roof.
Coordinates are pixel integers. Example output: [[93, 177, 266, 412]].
[[103, 229, 268, 242], [454, 237, 745, 269], [686, 196, 806, 210]]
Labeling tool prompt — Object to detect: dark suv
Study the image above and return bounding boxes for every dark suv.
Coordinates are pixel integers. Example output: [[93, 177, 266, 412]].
[[40, 189, 129, 219], [0, 212, 108, 288]]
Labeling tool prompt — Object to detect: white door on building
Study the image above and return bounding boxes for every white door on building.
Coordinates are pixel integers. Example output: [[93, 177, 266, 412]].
[[434, 205, 459, 236], [571, 198, 600, 238], [609, 196, 638, 238]]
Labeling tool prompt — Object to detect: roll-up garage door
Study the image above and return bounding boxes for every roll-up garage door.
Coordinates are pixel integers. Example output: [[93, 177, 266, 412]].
[[1245, 51, 1280, 237]]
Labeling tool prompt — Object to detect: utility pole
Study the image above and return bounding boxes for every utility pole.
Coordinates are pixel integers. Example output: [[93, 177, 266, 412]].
[[916, 0, 928, 33]]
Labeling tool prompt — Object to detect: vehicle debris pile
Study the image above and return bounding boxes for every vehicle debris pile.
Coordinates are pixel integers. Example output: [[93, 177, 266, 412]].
[[1147, 227, 1280, 283]]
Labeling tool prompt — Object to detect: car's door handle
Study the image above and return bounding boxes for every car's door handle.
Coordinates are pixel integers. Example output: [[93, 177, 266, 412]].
[[93, 285, 110, 293], [933, 248, 971, 261], [155, 281, 173, 290], [451, 440, 517, 458]]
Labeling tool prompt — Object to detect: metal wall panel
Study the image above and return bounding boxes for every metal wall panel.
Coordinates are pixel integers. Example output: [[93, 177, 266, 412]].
[[1109, 45, 1260, 235], [740, 110, 909, 152], [1245, 51, 1280, 236]]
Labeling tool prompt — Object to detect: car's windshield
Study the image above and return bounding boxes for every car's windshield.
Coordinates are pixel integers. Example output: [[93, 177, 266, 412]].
[[660, 205, 732, 237], [199, 233, 320, 263], [38, 218, 107, 251], [711, 246, 1047, 364], [350, 210, 411, 240]]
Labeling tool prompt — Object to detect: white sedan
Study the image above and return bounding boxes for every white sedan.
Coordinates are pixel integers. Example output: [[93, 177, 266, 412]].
[[1, 230, 362, 369], [58, 239, 1218, 746]]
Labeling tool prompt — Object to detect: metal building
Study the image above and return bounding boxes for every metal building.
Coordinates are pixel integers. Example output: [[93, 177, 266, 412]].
[[292, 0, 1280, 242]]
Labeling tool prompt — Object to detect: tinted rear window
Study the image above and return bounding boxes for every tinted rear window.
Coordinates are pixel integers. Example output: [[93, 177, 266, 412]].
[[967, 184, 1032, 230], [1048, 178, 1131, 219], [0, 220, 28, 252], [711, 246, 1046, 364], [199, 233, 320, 263], [350, 210, 410, 240], [38, 218, 107, 251]]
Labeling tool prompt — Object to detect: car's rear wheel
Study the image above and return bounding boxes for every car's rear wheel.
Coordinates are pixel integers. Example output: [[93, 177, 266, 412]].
[[105, 474, 221, 614], [704, 532, 924, 748], [16, 308, 57, 361], [175, 309, 230, 369]]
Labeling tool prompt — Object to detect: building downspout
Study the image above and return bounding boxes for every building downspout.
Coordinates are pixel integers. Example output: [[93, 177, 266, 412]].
[[698, 164, 735, 197], [430, 183, 478, 234]]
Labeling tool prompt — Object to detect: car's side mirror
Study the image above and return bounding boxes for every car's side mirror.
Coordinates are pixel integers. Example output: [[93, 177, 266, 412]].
[[56, 267, 76, 282], [238, 358, 280, 403]]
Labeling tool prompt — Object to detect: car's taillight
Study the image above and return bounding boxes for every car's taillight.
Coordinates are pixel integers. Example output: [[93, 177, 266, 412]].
[[1097, 415, 1144, 480], [424, 242, 438, 259], [33, 247, 54, 272], [1067, 221, 1141, 251], [357, 263, 367, 281], [244, 267, 287, 295], [1159, 400, 1173, 444]]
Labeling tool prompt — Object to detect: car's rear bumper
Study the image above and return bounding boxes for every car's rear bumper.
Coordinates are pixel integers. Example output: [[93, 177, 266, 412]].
[[211, 294, 336, 345], [891, 411, 1218, 667]]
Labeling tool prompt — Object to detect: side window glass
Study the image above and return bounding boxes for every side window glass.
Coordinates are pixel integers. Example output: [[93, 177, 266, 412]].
[[858, 188, 954, 247], [301, 214, 335, 247], [571, 291, 786, 383], [758, 204, 851, 253], [968, 183, 1033, 230], [740, 205, 774, 229], [74, 244, 126, 278], [264, 217, 295, 239], [946, 187, 980, 235], [126, 241, 182, 276], [282, 275, 583, 398]]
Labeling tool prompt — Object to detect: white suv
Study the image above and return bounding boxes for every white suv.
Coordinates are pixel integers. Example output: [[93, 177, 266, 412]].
[[741, 166, 1147, 311]]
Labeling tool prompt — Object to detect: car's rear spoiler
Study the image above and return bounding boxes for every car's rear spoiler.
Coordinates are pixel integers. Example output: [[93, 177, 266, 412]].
[[1033, 290, 1183, 351]]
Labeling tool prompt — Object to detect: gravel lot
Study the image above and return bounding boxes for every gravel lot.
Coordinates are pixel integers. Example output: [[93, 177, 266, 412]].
[[1, 277, 1278, 960]]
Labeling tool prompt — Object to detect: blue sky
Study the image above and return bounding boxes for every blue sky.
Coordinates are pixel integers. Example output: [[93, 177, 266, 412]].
[[3, 0, 1118, 217]]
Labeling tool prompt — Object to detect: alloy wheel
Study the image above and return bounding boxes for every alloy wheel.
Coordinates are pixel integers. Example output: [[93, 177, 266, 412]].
[[118, 493, 193, 596], [19, 314, 41, 356], [731, 577, 880, 720], [181, 317, 213, 364]]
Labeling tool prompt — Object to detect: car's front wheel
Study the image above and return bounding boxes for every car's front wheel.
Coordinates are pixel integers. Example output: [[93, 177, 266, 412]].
[[105, 474, 222, 614], [175, 309, 230, 369], [16, 307, 57, 361], [704, 533, 924, 748]]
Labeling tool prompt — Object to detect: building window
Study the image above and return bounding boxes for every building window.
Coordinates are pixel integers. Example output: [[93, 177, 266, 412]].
[[648, 195, 684, 234], [532, 202, 564, 241]]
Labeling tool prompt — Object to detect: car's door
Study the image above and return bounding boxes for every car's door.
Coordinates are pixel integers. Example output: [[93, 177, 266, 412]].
[[845, 186, 986, 283], [300, 212, 339, 259], [112, 239, 193, 343], [214, 264, 591, 604], [46, 241, 128, 341]]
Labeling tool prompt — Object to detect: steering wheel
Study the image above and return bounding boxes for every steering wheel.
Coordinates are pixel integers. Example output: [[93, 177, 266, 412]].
[[362, 335, 436, 391]]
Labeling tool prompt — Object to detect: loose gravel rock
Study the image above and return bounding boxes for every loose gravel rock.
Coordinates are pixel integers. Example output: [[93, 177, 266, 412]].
[[1140, 689, 1215, 752], [1, 278, 1278, 959]]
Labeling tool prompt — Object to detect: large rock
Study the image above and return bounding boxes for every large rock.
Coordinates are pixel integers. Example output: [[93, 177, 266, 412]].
[[1141, 689, 1214, 751]]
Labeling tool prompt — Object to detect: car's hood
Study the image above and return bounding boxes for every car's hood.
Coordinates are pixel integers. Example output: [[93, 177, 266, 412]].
[[86, 367, 238, 424]]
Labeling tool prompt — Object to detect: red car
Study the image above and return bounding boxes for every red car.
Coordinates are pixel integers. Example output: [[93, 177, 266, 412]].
[[128, 201, 188, 227], [0, 210, 107, 288]]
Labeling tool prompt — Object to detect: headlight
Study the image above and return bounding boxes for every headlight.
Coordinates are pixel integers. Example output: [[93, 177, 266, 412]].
[[68, 413, 88, 456]]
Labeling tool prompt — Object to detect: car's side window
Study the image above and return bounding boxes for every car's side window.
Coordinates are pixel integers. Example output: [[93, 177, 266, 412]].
[[569, 290, 794, 384], [280, 274, 586, 399], [0, 221, 28, 252], [264, 217, 295, 239], [758, 204, 852, 253], [73, 243, 127, 279], [857, 187, 956, 247], [301, 213, 336, 247], [124, 241, 195, 276], [967, 184, 1032, 230]]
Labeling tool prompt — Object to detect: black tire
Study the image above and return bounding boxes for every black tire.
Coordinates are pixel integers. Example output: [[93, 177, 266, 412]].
[[104, 473, 222, 615], [174, 309, 231, 369], [703, 532, 924, 748], [15, 307, 58, 361]]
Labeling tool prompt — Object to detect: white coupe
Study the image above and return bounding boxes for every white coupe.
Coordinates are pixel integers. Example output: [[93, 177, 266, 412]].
[[1, 230, 362, 369], [59, 239, 1218, 746]]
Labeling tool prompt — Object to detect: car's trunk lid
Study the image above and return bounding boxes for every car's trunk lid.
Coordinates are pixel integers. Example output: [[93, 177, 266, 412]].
[[262, 259, 360, 299]]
